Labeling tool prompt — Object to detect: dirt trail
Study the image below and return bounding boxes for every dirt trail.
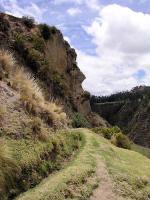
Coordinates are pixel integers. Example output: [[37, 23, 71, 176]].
[[90, 159, 124, 200]]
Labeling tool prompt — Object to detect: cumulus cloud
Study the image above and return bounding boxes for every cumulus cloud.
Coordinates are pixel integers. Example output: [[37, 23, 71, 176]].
[[0, 0, 46, 21], [78, 4, 150, 95], [67, 7, 81, 16]]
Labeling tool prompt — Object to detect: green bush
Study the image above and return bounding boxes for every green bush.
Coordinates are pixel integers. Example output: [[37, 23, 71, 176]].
[[92, 126, 131, 149], [111, 132, 131, 149], [32, 36, 45, 52], [52, 72, 65, 96], [25, 48, 43, 72], [49, 26, 57, 34], [22, 16, 35, 28], [92, 126, 121, 139], [72, 113, 91, 128], [39, 24, 51, 40]]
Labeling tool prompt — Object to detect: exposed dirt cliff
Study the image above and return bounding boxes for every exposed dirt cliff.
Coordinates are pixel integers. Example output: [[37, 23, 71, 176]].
[[0, 13, 107, 127]]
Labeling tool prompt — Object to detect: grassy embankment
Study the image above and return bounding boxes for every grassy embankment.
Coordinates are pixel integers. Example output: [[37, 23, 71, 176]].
[[16, 129, 150, 200], [0, 130, 83, 200]]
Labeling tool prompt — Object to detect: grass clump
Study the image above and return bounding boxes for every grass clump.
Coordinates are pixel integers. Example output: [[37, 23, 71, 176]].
[[111, 132, 131, 149], [0, 105, 6, 122], [0, 49, 68, 129], [0, 49, 15, 79], [0, 139, 19, 200], [72, 113, 91, 128]]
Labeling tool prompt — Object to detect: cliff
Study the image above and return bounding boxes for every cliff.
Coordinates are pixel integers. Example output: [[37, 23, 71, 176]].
[[0, 13, 107, 127]]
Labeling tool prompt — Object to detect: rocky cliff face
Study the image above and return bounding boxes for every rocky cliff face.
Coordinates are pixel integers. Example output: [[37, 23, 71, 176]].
[[0, 13, 107, 127], [91, 87, 150, 147]]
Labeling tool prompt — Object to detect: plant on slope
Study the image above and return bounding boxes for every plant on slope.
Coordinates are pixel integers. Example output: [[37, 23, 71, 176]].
[[0, 17, 10, 33], [0, 50, 68, 129], [72, 112, 91, 128], [111, 132, 131, 149], [0, 105, 6, 122], [39, 24, 51, 40], [92, 126, 131, 149], [0, 49, 15, 80], [22, 16, 35, 28], [0, 139, 19, 200]]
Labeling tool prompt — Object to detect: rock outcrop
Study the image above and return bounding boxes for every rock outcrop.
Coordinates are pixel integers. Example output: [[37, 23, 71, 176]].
[[0, 13, 107, 127]]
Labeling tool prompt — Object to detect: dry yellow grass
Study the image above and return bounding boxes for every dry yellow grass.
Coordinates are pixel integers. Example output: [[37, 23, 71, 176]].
[[0, 139, 19, 199], [0, 49, 15, 73], [0, 49, 68, 129]]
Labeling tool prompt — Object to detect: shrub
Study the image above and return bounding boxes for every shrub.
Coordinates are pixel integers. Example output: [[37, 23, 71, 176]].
[[111, 132, 131, 149], [26, 48, 43, 72], [31, 36, 45, 52], [92, 126, 131, 149], [92, 126, 121, 139], [22, 16, 35, 28], [49, 26, 57, 34], [52, 72, 65, 96], [72, 113, 91, 128], [39, 24, 51, 40], [0, 18, 10, 32]]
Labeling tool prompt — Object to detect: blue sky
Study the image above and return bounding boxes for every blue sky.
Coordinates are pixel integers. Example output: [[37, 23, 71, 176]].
[[1, 0, 150, 95]]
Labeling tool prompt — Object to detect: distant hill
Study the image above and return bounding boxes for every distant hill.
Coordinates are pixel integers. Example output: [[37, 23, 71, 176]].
[[91, 86, 150, 147]]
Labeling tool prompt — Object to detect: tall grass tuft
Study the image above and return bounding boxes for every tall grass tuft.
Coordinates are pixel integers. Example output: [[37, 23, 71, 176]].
[[0, 49, 68, 129], [0, 139, 19, 199]]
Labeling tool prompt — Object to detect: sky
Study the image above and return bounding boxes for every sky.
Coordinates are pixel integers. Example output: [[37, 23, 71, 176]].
[[1, 0, 150, 95]]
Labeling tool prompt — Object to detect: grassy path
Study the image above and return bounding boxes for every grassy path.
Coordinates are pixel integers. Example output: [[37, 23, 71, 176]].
[[15, 128, 150, 200], [15, 129, 99, 200]]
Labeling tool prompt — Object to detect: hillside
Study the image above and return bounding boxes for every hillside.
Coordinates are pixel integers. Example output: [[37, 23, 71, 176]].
[[91, 86, 150, 147], [0, 13, 107, 128]]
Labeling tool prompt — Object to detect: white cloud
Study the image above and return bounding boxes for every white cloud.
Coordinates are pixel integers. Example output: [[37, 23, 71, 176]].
[[67, 7, 81, 16], [0, 0, 46, 22], [78, 4, 150, 95]]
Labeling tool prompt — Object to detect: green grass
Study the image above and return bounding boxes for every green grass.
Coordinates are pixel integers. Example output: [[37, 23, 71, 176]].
[[131, 143, 150, 158], [16, 129, 150, 200], [94, 134, 150, 200], [15, 129, 99, 200], [2, 129, 150, 200], [0, 131, 83, 200]]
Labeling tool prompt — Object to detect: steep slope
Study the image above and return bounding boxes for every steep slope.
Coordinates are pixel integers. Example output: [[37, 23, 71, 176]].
[[0, 13, 107, 127], [0, 49, 84, 200], [91, 86, 150, 147]]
